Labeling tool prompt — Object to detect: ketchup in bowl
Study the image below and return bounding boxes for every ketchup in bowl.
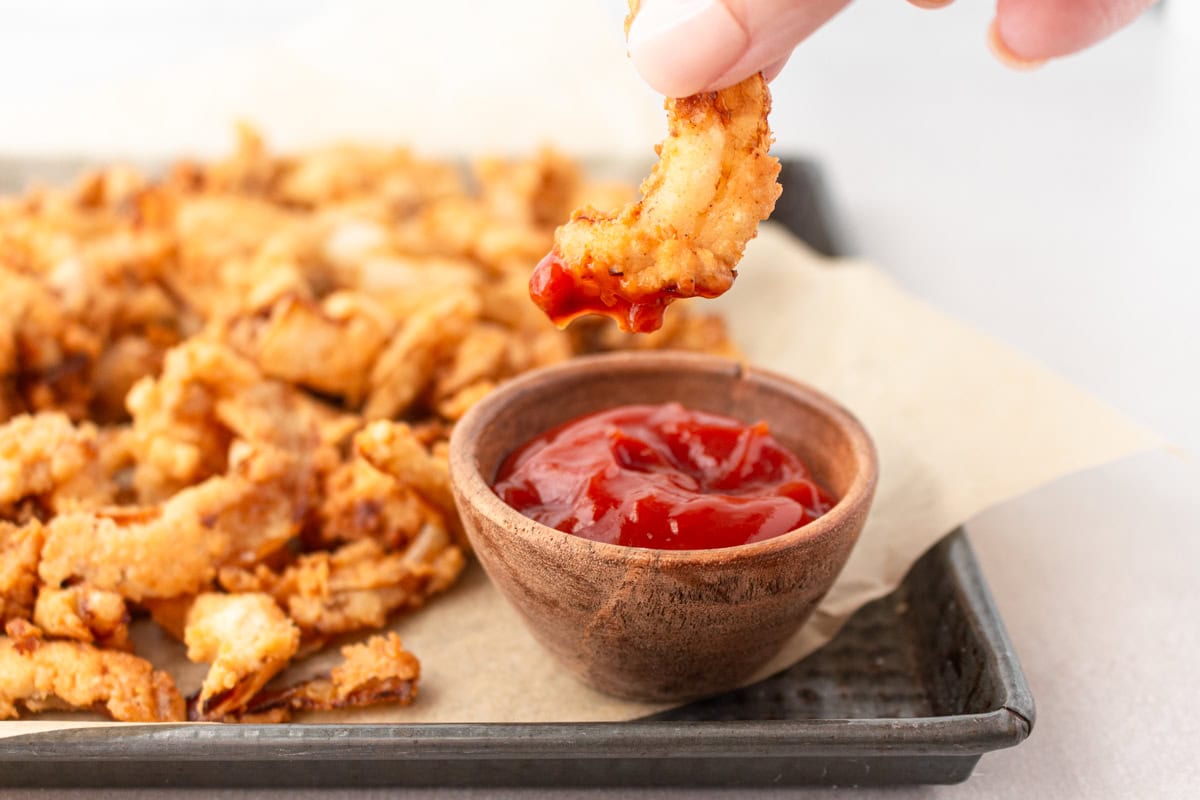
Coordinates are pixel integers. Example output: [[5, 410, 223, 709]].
[[492, 402, 835, 550]]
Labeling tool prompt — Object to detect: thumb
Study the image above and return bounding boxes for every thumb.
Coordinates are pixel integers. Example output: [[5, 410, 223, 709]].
[[628, 0, 852, 97]]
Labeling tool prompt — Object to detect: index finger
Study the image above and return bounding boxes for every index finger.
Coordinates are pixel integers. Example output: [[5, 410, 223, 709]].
[[994, 0, 1159, 62], [628, 0, 852, 97]]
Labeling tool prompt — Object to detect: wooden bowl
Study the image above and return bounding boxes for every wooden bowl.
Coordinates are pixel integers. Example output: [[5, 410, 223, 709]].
[[449, 352, 878, 703]]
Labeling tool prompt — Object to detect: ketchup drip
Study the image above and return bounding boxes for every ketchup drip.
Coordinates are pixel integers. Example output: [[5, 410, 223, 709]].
[[529, 251, 673, 334], [493, 403, 836, 550]]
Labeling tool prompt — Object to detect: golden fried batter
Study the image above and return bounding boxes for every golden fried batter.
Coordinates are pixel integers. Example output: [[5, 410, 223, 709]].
[[170, 195, 305, 318], [354, 421, 458, 539], [126, 338, 345, 502], [38, 443, 309, 600], [0, 520, 43, 624], [0, 412, 97, 511], [364, 293, 478, 420], [237, 633, 419, 722], [474, 147, 582, 229], [33, 584, 131, 651], [0, 267, 100, 421], [0, 637, 184, 721], [125, 338, 259, 500], [275, 142, 463, 209], [315, 454, 433, 552], [223, 292, 394, 405], [4, 618, 42, 654], [532, 73, 780, 333], [47, 424, 138, 512], [185, 592, 300, 720], [435, 380, 496, 422], [38, 502, 224, 603], [222, 531, 463, 641], [281, 537, 463, 638], [91, 334, 171, 424]]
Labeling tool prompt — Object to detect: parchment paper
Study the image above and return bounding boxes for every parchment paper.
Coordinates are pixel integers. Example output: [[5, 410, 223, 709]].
[[0, 224, 1155, 736]]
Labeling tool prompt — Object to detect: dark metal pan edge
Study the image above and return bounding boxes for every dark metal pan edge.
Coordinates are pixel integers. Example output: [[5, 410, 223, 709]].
[[941, 532, 1036, 737], [0, 710, 1023, 762]]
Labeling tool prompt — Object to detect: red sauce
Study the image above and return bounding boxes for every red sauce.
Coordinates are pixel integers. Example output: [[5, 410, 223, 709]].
[[493, 403, 836, 550], [529, 250, 674, 334]]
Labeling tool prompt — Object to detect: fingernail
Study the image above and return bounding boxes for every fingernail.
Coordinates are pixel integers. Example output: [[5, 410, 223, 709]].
[[628, 0, 749, 97], [987, 18, 1046, 71], [907, 0, 954, 9]]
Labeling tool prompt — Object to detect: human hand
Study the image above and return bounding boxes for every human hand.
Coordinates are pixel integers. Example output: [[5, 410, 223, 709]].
[[627, 0, 1160, 96]]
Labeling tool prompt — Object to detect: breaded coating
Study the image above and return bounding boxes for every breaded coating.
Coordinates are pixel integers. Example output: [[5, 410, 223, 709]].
[[126, 338, 344, 503], [0, 267, 100, 421], [474, 147, 582, 228], [434, 380, 496, 422], [363, 293, 478, 420], [354, 421, 457, 536], [47, 424, 139, 512], [0, 637, 184, 721], [433, 323, 511, 401], [223, 292, 393, 405], [33, 584, 131, 651], [38, 443, 309, 600], [534, 71, 780, 332], [237, 633, 419, 722], [91, 334, 171, 424], [315, 455, 432, 551], [277, 531, 464, 638], [395, 194, 550, 275], [4, 618, 42, 654], [169, 195, 305, 318], [125, 338, 259, 500], [0, 412, 97, 510], [38, 500, 226, 603], [222, 530, 463, 640], [0, 521, 43, 624], [275, 142, 463, 209], [184, 592, 300, 720], [213, 441, 317, 569]]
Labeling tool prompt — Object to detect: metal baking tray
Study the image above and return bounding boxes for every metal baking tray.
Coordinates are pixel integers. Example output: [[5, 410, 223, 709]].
[[0, 159, 1033, 788]]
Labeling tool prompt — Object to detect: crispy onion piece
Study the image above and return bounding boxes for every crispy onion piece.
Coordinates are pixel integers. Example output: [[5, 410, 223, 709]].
[[315, 452, 435, 552], [184, 592, 301, 720], [233, 633, 419, 722], [37, 443, 309, 601], [0, 268, 100, 421], [219, 526, 464, 644], [0, 637, 184, 721], [0, 413, 97, 510], [353, 421, 458, 537], [33, 584, 132, 651], [0, 521, 43, 625], [531, 73, 780, 333]]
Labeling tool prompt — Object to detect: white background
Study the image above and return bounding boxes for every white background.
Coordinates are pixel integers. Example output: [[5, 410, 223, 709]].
[[1, 1, 1197, 797]]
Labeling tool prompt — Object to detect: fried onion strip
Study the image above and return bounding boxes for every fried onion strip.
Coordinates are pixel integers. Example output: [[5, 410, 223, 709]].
[[234, 633, 418, 722], [532, 68, 780, 332], [0, 637, 184, 722], [184, 592, 301, 720]]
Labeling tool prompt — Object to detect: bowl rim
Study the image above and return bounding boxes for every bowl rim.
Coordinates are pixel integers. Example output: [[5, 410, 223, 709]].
[[449, 351, 878, 564]]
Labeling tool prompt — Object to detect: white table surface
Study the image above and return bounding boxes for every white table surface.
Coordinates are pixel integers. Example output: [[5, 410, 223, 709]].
[[2, 1, 1197, 797]]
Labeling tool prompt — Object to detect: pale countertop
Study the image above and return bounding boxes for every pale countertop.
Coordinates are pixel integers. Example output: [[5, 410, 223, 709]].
[[2, 1, 1198, 797]]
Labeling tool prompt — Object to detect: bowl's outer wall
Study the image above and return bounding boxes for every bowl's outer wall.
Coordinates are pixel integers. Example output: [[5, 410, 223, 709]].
[[451, 354, 877, 702]]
